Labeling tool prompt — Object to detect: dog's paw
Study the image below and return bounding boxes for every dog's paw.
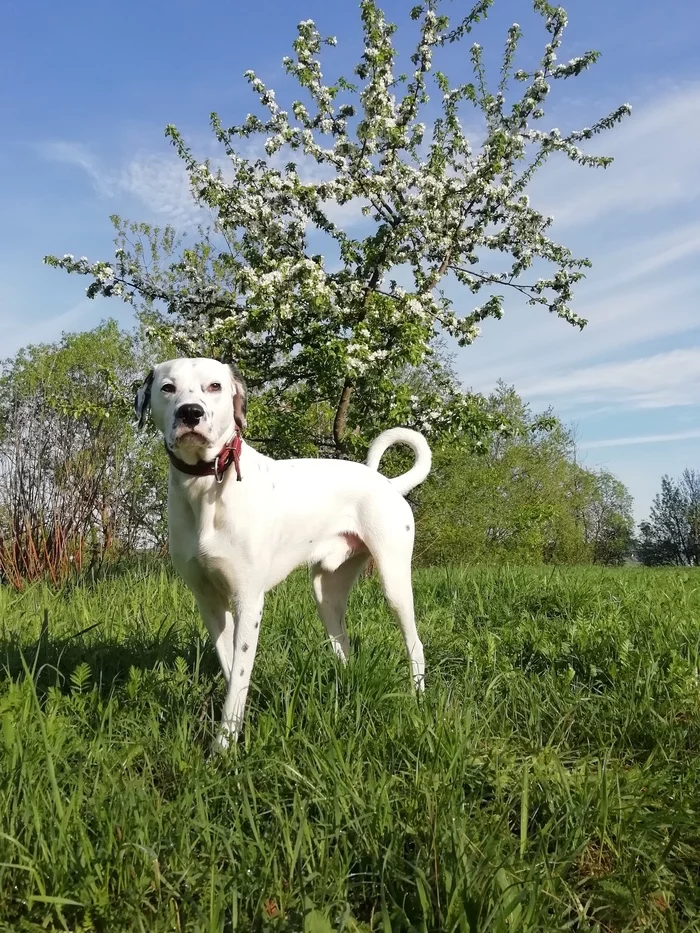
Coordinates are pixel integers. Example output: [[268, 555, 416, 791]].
[[210, 726, 238, 756]]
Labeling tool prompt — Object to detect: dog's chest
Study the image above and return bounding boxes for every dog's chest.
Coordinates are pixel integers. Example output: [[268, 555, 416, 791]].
[[192, 534, 231, 581], [168, 478, 260, 588]]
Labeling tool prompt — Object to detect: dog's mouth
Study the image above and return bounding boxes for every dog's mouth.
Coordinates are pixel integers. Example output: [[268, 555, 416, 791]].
[[172, 426, 210, 445]]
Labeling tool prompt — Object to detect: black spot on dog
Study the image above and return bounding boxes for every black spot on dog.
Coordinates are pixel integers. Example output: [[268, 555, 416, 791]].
[[239, 668, 245, 676], [242, 643, 249, 652], [406, 524, 411, 531], [254, 621, 259, 629]]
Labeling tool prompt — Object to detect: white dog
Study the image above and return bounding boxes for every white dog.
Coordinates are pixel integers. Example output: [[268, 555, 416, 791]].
[[135, 357, 431, 749]]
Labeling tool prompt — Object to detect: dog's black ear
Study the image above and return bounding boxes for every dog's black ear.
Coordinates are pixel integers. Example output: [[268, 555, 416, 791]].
[[229, 363, 247, 432], [134, 369, 154, 428]]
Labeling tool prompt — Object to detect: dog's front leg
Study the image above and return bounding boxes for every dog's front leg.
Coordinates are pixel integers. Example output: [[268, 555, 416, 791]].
[[214, 592, 265, 750], [193, 588, 235, 684]]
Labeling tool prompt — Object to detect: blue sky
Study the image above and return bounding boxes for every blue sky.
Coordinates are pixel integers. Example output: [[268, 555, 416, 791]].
[[2, 0, 699, 521]]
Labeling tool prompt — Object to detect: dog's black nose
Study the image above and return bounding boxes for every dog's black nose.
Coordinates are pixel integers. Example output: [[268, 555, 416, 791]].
[[176, 403, 205, 426]]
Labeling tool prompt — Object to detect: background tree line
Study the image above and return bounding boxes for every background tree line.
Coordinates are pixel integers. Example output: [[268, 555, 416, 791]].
[[0, 319, 635, 587], [636, 470, 700, 566], [0, 323, 168, 586]]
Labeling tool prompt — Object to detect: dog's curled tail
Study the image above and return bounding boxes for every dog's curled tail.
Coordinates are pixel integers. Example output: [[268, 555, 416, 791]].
[[365, 427, 432, 497]]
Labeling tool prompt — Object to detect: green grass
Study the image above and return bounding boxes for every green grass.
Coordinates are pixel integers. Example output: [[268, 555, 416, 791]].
[[1, 565, 699, 932]]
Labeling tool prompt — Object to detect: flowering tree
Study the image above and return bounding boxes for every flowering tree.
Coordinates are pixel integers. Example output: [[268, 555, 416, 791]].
[[46, 0, 630, 456]]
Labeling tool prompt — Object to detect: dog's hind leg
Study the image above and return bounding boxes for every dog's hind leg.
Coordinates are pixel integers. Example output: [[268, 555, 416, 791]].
[[374, 550, 425, 692], [311, 551, 369, 663]]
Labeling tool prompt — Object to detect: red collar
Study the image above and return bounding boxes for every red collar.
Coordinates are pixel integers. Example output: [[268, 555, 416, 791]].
[[165, 432, 243, 483]]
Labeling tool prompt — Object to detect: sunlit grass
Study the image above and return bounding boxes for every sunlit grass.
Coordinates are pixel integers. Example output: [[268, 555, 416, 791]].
[[1, 565, 699, 931]]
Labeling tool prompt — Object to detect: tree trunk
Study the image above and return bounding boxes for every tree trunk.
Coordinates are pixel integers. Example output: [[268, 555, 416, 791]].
[[333, 379, 354, 453]]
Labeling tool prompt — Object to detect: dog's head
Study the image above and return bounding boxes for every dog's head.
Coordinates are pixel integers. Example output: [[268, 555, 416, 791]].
[[135, 358, 247, 462]]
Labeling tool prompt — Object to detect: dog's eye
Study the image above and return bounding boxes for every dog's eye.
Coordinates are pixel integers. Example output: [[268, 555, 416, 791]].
[[207, 382, 222, 392], [161, 383, 176, 394]]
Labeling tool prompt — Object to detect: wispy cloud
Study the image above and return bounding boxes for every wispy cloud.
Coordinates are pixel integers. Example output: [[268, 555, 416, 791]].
[[466, 273, 700, 395], [42, 137, 370, 232], [535, 82, 700, 230], [582, 428, 700, 450], [522, 348, 700, 410], [41, 142, 205, 227], [41, 142, 111, 195], [118, 155, 205, 226], [586, 223, 700, 296]]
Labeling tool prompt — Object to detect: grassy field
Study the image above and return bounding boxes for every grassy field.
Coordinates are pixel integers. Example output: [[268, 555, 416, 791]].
[[0, 565, 699, 932]]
